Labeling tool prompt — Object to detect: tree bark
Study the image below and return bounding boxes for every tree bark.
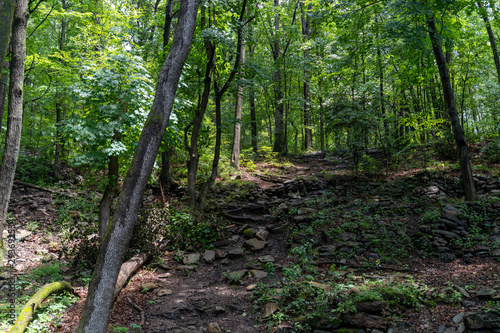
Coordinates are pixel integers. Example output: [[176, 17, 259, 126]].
[[427, 17, 477, 201], [301, 1, 312, 150], [477, 1, 500, 85], [0, 73, 8, 136], [159, 0, 175, 191], [75, 1, 199, 331], [186, 6, 215, 207], [0, 0, 16, 73], [272, 0, 285, 154], [0, 0, 29, 265], [230, 31, 245, 169]]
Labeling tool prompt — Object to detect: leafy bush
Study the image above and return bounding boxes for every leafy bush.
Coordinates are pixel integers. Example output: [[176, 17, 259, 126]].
[[15, 154, 54, 185], [481, 137, 500, 163]]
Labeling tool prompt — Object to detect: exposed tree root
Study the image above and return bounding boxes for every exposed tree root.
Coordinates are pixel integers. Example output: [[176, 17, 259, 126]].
[[113, 252, 150, 302], [8, 281, 75, 333]]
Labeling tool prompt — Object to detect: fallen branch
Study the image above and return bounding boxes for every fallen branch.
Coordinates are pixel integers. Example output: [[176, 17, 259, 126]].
[[14, 180, 77, 198], [112, 252, 150, 302], [127, 297, 145, 326], [9, 281, 74, 333]]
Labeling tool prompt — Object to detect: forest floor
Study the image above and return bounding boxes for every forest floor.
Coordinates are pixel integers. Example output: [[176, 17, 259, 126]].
[[2, 149, 500, 333]]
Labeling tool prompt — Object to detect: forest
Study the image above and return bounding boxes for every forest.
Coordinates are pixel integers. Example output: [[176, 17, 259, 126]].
[[1, 0, 500, 332]]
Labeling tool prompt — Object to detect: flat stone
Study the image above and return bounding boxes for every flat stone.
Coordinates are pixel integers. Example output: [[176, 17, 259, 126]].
[[249, 270, 268, 279], [453, 312, 464, 323], [454, 285, 470, 298], [42, 253, 58, 262], [355, 300, 383, 314], [228, 235, 240, 243], [227, 247, 245, 258], [183, 253, 201, 265], [464, 311, 500, 329], [59, 266, 71, 273], [244, 238, 267, 251], [258, 255, 275, 263], [226, 269, 247, 282], [476, 287, 496, 299], [255, 229, 270, 241], [433, 230, 459, 239], [387, 321, 419, 333], [158, 289, 173, 296], [344, 312, 387, 330], [16, 229, 32, 241], [297, 208, 317, 215], [317, 245, 336, 253], [262, 302, 279, 319], [307, 281, 332, 292], [215, 249, 227, 259], [246, 284, 258, 291], [214, 306, 225, 314], [243, 228, 257, 238], [203, 250, 216, 263], [141, 282, 158, 292]]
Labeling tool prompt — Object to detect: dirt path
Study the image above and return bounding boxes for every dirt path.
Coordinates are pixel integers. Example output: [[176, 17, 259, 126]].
[[4, 153, 500, 333]]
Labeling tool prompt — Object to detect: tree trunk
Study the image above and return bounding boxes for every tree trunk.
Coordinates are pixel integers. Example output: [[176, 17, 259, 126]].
[[427, 17, 477, 201], [186, 10, 215, 207], [98, 130, 120, 240], [75, 1, 199, 331], [230, 36, 245, 169], [272, 0, 285, 154], [197, 0, 247, 208], [159, 0, 174, 193], [301, 1, 312, 151], [0, 0, 29, 266], [477, 1, 500, 84], [249, 77, 257, 154], [0, 73, 8, 136], [0, 0, 16, 73]]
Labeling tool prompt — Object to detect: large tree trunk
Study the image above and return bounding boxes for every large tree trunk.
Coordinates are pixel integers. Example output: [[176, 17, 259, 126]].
[[186, 10, 215, 207], [477, 1, 500, 84], [0, 73, 8, 136], [230, 32, 245, 169], [159, 0, 175, 186], [301, 1, 312, 150], [272, 0, 285, 154], [0, 0, 16, 73], [0, 0, 29, 266], [75, 1, 199, 331], [427, 17, 477, 201]]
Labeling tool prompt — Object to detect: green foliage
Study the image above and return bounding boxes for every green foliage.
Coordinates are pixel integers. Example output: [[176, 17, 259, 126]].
[[15, 154, 54, 186], [63, 52, 154, 170], [137, 205, 228, 251], [27, 263, 63, 282], [481, 137, 500, 163]]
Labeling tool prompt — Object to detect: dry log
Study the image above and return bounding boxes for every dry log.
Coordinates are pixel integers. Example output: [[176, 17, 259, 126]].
[[9, 281, 74, 333], [14, 180, 77, 198], [112, 252, 150, 302]]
